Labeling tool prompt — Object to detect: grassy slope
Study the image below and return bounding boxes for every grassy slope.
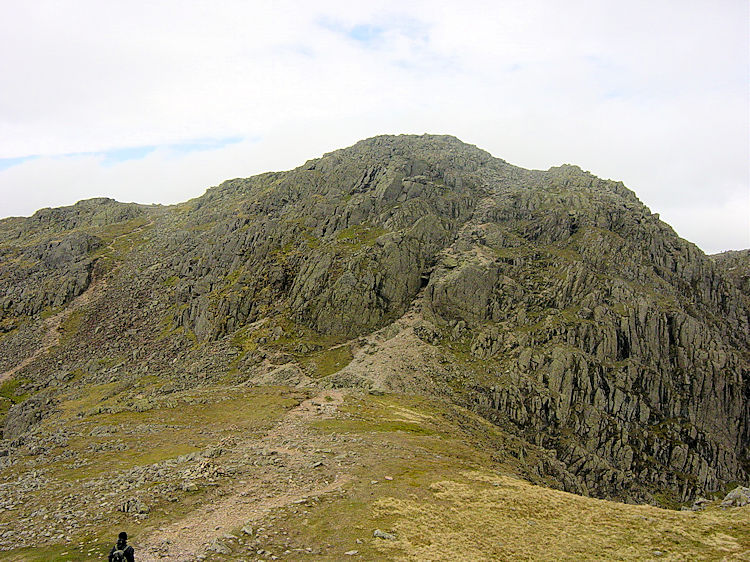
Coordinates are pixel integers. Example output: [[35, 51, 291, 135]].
[[1, 383, 306, 561], [224, 394, 750, 561], [2, 385, 748, 561]]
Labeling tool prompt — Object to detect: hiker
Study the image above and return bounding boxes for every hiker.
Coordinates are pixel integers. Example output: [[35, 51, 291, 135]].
[[109, 531, 135, 562]]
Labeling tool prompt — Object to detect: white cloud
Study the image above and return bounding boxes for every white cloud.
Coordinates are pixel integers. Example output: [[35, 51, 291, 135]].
[[0, 0, 747, 253], [660, 191, 750, 255]]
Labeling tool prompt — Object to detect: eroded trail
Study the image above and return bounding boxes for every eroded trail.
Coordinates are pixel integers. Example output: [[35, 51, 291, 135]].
[[0, 277, 105, 384], [0, 217, 154, 384], [138, 390, 348, 561]]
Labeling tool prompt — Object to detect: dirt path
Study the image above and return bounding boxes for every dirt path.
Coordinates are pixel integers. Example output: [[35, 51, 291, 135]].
[[0, 217, 154, 384], [138, 390, 348, 561], [0, 277, 105, 384]]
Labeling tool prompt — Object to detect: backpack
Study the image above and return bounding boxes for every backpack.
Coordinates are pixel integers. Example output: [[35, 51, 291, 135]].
[[111, 547, 127, 562]]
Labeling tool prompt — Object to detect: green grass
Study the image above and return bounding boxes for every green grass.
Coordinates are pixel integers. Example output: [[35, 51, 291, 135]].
[[0, 377, 30, 403], [96, 216, 150, 241], [312, 393, 460, 440], [78, 386, 301, 431], [39, 306, 62, 320], [4, 532, 113, 561], [335, 224, 387, 250], [89, 216, 152, 263], [302, 231, 321, 249], [299, 345, 353, 378], [313, 418, 434, 435], [230, 316, 349, 366], [59, 309, 85, 343], [56, 441, 200, 481], [0, 377, 31, 424]]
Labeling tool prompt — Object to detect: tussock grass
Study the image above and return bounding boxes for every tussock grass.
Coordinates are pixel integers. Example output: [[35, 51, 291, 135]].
[[245, 392, 750, 561], [374, 471, 750, 560]]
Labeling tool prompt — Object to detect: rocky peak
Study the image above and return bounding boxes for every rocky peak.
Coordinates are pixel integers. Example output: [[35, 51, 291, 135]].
[[0, 134, 747, 507]]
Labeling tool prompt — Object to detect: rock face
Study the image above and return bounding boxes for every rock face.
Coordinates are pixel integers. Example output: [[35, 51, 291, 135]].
[[712, 249, 750, 298], [3, 393, 57, 440], [411, 162, 749, 502], [0, 134, 747, 504], [0, 198, 146, 334]]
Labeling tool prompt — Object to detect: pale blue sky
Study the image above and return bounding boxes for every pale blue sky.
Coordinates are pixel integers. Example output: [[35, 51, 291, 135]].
[[0, 0, 747, 253], [0, 137, 245, 170]]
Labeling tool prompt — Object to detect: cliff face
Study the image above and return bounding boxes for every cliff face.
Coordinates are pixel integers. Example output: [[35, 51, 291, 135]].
[[420, 166, 748, 501], [712, 249, 750, 300], [0, 134, 747, 504]]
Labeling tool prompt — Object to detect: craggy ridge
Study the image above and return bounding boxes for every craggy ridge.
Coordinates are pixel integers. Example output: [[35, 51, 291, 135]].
[[0, 134, 748, 557]]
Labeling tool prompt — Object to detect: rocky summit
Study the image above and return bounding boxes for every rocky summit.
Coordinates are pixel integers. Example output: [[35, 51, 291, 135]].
[[0, 134, 748, 560]]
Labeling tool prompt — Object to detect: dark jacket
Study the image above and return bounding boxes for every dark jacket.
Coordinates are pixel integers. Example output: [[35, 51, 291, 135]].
[[108, 540, 135, 562]]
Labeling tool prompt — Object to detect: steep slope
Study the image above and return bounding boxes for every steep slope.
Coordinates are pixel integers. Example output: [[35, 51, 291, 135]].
[[0, 134, 747, 514]]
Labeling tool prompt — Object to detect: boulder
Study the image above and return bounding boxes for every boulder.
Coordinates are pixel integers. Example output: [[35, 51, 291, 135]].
[[720, 486, 750, 508]]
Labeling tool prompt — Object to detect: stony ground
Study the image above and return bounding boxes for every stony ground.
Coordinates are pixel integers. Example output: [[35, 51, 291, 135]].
[[139, 390, 349, 560], [0, 276, 104, 385], [0, 378, 748, 561]]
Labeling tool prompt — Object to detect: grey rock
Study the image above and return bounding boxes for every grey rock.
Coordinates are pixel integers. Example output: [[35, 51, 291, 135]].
[[180, 480, 198, 492], [4, 394, 57, 440], [373, 529, 397, 540], [0, 134, 747, 506], [207, 538, 231, 554], [118, 498, 150, 514], [720, 486, 750, 508], [691, 497, 710, 511]]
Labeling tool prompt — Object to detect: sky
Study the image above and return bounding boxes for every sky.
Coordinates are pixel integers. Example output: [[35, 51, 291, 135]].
[[0, 1, 747, 254]]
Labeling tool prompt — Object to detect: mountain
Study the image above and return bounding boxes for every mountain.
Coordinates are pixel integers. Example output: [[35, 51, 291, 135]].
[[0, 134, 748, 559]]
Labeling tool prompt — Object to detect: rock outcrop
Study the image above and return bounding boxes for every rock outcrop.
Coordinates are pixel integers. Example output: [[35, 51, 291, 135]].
[[0, 198, 147, 332], [720, 486, 750, 507], [0, 134, 746, 505]]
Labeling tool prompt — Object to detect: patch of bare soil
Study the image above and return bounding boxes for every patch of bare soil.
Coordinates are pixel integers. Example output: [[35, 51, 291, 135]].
[[138, 391, 348, 561], [329, 290, 446, 395]]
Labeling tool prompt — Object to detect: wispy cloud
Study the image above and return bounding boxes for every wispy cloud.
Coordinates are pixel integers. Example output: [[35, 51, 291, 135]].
[[348, 24, 386, 45], [100, 146, 157, 165], [0, 156, 39, 172], [317, 19, 387, 46], [317, 13, 429, 48], [0, 137, 246, 169]]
